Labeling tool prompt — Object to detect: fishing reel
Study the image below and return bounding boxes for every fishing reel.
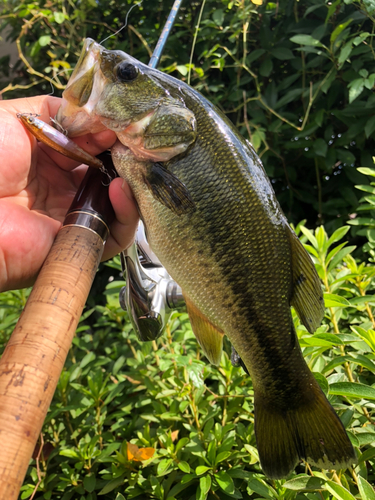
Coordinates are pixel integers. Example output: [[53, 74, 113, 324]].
[[119, 221, 185, 341], [119, 223, 248, 373]]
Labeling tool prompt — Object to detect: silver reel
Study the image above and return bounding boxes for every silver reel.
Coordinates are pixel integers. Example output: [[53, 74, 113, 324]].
[[119, 222, 185, 341]]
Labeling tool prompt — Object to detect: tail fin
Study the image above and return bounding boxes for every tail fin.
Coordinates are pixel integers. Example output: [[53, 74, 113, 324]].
[[254, 382, 356, 479]]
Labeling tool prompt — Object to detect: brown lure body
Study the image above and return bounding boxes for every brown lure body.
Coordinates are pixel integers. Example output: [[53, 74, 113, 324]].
[[17, 113, 103, 170]]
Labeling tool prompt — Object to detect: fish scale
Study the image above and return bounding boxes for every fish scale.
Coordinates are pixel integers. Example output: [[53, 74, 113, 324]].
[[56, 39, 356, 479], [115, 89, 309, 404]]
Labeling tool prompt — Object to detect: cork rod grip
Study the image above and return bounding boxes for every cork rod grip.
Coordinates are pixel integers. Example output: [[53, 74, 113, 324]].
[[0, 225, 104, 498]]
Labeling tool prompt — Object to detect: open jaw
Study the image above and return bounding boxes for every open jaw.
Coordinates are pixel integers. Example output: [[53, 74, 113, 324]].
[[54, 39, 126, 136], [54, 38, 197, 161]]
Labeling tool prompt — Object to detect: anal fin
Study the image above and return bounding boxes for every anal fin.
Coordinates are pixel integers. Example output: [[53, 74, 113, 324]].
[[287, 227, 324, 333], [185, 297, 224, 366]]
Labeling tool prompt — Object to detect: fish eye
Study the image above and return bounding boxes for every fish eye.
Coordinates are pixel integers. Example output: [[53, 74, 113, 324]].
[[117, 62, 138, 82]]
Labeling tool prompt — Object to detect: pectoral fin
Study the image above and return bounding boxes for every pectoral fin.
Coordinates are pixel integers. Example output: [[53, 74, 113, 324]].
[[287, 228, 324, 333], [185, 297, 224, 366], [143, 163, 196, 216]]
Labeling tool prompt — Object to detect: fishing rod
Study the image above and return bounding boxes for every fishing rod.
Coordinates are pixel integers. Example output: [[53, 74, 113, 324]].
[[0, 2, 183, 497]]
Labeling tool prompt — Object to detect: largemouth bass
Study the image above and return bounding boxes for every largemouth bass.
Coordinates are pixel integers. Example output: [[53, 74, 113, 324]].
[[56, 39, 355, 479]]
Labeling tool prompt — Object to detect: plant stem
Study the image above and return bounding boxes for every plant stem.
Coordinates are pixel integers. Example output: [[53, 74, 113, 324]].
[[188, 0, 207, 85]]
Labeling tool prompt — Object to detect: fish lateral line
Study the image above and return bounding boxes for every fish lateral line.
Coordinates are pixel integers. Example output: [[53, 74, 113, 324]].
[[17, 112, 104, 170]]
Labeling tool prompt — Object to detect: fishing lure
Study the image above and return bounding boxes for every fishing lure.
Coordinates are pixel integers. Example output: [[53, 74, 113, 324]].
[[17, 113, 104, 170]]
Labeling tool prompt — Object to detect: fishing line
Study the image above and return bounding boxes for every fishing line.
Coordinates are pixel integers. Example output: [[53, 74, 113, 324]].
[[188, 0, 206, 85], [100, 1, 143, 46], [47, 68, 74, 97]]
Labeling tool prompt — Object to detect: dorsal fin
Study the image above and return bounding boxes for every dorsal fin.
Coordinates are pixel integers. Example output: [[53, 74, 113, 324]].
[[185, 296, 224, 366], [287, 228, 324, 333]]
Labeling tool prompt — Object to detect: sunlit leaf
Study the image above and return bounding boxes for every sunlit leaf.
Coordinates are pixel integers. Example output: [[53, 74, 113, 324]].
[[215, 471, 235, 494], [324, 293, 351, 308], [329, 382, 375, 400], [290, 34, 325, 48], [284, 474, 324, 490], [358, 476, 375, 500], [325, 480, 356, 500]]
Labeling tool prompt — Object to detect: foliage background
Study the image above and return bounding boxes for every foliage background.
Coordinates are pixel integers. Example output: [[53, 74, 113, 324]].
[[1, 0, 375, 499]]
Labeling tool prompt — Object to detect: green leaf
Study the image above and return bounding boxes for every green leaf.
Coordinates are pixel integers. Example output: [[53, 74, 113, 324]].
[[274, 88, 303, 110], [284, 474, 324, 490], [200, 475, 212, 497], [247, 48, 266, 64], [324, 353, 375, 373], [38, 35, 51, 47], [348, 78, 364, 103], [300, 334, 341, 347], [326, 0, 341, 22], [59, 448, 79, 458], [313, 372, 329, 395], [196, 466, 212, 475], [248, 478, 277, 498], [330, 19, 353, 44], [327, 226, 350, 247], [80, 351, 96, 368], [178, 461, 191, 473], [365, 73, 375, 89], [351, 325, 375, 351], [157, 458, 173, 475], [316, 225, 326, 251], [259, 56, 273, 77], [348, 352, 375, 372], [338, 41, 353, 66], [365, 115, 375, 138], [53, 11, 65, 23], [300, 226, 318, 247], [290, 35, 325, 48], [358, 476, 375, 500], [84, 474, 96, 493], [212, 9, 224, 27], [313, 138, 328, 157], [325, 480, 356, 500], [315, 108, 325, 127], [214, 471, 235, 494], [328, 246, 356, 272], [329, 382, 375, 400], [349, 295, 375, 306], [98, 476, 125, 495], [176, 65, 188, 76], [303, 243, 319, 258], [115, 495, 126, 500], [358, 167, 375, 177], [271, 47, 295, 60], [358, 446, 375, 463], [181, 474, 195, 484], [322, 69, 337, 93], [324, 293, 351, 308], [215, 451, 231, 464]]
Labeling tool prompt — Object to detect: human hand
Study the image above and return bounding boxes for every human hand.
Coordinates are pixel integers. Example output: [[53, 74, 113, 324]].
[[0, 95, 139, 292]]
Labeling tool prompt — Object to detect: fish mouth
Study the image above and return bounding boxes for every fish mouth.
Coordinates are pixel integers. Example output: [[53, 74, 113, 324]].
[[55, 38, 125, 136], [55, 38, 197, 162]]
